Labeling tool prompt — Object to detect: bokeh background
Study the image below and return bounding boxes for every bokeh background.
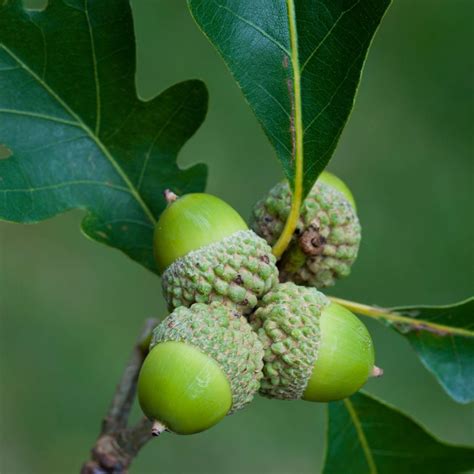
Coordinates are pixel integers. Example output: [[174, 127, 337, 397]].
[[1, 0, 473, 473]]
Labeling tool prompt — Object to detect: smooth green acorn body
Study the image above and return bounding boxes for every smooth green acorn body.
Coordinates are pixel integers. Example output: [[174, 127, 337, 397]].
[[156, 192, 278, 313], [138, 303, 264, 435], [251, 172, 361, 288], [250, 283, 377, 402], [138, 342, 232, 434], [317, 171, 357, 210], [154, 193, 248, 274], [303, 302, 375, 402]]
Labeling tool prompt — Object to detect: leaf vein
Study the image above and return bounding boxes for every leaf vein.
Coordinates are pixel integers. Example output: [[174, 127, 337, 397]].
[[303, 49, 363, 135], [257, 83, 291, 119], [212, 0, 290, 56], [0, 180, 131, 194], [84, 0, 101, 136], [301, 0, 362, 73], [0, 108, 80, 127], [137, 94, 191, 191], [0, 44, 156, 225]]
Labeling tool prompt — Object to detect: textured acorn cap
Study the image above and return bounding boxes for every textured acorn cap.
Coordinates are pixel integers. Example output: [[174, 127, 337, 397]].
[[250, 177, 361, 288], [249, 283, 329, 400], [162, 230, 279, 314], [151, 302, 264, 413]]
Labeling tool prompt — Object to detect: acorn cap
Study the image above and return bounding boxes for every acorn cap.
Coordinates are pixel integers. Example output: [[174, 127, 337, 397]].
[[162, 230, 279, 314], [249, 283, 329, 400], [151, 302, 264, 413], [250, 174, 361, 288]]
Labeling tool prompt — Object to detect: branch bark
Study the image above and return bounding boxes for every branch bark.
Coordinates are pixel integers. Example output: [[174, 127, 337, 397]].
[[81, 318, 159, 474]]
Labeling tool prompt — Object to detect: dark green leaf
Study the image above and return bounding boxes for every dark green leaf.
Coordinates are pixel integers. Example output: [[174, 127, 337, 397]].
[[324, 391, 474, 474], [391, 298, 474, 404], [188, 0, 391, 197], [0, 0, 208, 273], [333, 297, 474, 404]]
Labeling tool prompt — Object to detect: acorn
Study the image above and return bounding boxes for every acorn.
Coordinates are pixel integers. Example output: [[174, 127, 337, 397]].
[[137, 302, 264, 435], [250, 172, 361, 288], [155, 191, 278, 314], [249, 283, 380, 402]]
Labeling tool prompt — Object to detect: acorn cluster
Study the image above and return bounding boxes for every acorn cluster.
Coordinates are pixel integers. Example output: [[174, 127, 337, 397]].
[[138, 173, 380, 436]]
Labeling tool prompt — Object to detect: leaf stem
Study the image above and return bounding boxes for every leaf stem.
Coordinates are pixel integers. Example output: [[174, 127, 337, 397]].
[[329, 296, 473, 338], [272, 0, 304, 258]]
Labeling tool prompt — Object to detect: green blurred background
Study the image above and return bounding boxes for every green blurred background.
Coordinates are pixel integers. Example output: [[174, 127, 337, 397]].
[[1, 0, 473, 472]]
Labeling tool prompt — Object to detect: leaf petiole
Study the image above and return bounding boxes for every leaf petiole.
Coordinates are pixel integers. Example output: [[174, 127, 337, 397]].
[[329, 296, 474, 338]]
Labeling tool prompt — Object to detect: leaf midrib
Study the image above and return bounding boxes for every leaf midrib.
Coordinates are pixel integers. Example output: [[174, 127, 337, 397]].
[[271, 0, 304, 258], [343, 398, 378, 474], [0, 43, 156, 225]]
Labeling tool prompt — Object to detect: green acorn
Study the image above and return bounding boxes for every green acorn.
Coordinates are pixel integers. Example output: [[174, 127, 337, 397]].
[[249, 283, 380, 402], [155, 191, 278, 314], [250, 172, 361, 288], [138, 302, 263, 435]]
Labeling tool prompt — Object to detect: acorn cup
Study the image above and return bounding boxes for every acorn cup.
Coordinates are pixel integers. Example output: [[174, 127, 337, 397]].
[[155, 191, 279, 314], [249, 283, 381, 402], [137, 302, 264, 435], [251, 172, 361, 288]]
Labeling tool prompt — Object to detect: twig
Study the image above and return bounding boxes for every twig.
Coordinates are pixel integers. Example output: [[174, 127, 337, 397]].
[[81, 318, 159, 474]]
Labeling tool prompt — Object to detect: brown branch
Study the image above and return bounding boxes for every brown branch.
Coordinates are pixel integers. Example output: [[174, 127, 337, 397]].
[[81, 318, 159, 474]]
